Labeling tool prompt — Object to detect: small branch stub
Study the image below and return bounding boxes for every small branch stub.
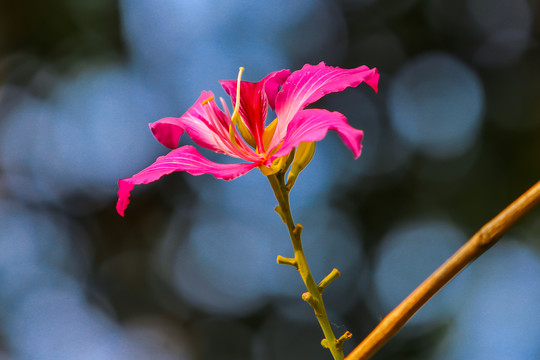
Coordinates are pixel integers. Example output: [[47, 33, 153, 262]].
[[335, 331, 353, 351], [321, 339, 330, 349], [302, 291, 320, 313], [293, 224, 303, 238], [318, 268, 341, 294], [276, 255, 298, 269], [274, 205, 287, 223]]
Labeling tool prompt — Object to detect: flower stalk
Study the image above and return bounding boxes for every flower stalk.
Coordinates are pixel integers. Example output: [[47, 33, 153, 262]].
[[115, 62, 380, 357], [268, 171, 349, 360]]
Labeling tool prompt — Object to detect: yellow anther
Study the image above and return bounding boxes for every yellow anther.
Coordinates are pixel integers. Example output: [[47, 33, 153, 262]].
[[201, 96, 215, 106]]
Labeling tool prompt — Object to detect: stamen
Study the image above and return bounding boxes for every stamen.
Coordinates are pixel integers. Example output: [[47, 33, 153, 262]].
[[202, 96, 215, 106], [231, 67, 245, 125], [227, 66, 253, 151], [219, 97, 231, 118]]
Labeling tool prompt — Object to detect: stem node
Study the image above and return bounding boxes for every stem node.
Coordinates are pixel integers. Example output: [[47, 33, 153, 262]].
[[268, 173, 345, 360], [321, 339, 330, 349], [302, 292, 320, 314], [293, 223, 303, 238], [335, 331, 353, 351], [276, 255, 298, 269]]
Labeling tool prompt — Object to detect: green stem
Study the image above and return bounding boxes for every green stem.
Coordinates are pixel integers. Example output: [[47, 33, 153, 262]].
[[268, 173, 345, 360]]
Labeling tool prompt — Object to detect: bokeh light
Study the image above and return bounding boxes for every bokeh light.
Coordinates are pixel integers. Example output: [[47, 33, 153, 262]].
[[436, 241, 540, 360], [388, 53, 484, 158]]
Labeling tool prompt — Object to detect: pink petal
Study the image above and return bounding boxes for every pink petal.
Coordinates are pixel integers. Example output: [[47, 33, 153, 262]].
[[278, 62, 379, 112], [270, 62, 378, 151], [271, 109, 363, 159], [261, 69, 291, 109], [151, 91, 256, 161], [116, 145, 258, 216], [151, 91, 226, 152], [149, 117, 185, 149], [182, 92, 232, 151], [177, 96, 234, 154], [150, 91, 221, 149]]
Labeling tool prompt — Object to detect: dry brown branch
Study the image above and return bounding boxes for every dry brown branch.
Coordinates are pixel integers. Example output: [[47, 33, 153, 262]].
[[345, 180, 540, 360]]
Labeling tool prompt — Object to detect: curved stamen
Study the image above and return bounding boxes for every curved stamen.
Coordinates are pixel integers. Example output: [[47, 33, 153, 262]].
[[231, 66, 245, 125], [227, 67, 257, 155], [219, 97, 231, 118]]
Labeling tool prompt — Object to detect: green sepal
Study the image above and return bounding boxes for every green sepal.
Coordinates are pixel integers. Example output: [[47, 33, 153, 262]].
[[286, 142, 316, 189]]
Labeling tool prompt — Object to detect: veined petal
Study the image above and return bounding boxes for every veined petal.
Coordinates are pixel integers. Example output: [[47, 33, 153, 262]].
[[151, 91, 258, 161], [116, 145, 258, 216], [189, 95, 255, 159], [270, 62, 378, 151], [220, 80, 267, 150], [271, 109, 363, 159], [277, 62, 379, 115], [150, 91, 225, 152], [179, 91, 233, 152]]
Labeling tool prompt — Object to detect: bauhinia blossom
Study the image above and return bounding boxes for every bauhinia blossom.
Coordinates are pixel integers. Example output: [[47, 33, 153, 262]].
[[116, 62, 379, 216]]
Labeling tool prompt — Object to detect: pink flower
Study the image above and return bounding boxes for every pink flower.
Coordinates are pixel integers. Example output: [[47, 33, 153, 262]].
[[117, 62, 379, 216]]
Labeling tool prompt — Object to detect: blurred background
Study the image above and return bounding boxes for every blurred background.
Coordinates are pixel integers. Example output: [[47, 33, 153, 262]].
[[1, 0, 539, 359]]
